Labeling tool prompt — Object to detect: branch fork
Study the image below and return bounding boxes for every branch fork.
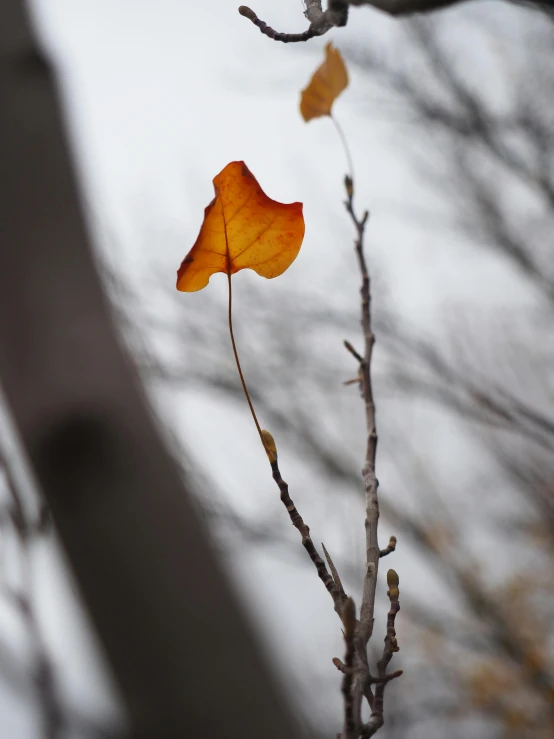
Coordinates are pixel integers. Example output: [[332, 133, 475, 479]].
[[333, 572, 402, 738]]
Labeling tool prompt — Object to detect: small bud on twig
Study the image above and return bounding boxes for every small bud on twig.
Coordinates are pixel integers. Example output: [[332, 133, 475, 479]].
[[344, 174, 354, 199], [380, 535, 397, 557], [342, 596, 356, 638], [387, 569, 400, 602], [260, 429, 278, 463]]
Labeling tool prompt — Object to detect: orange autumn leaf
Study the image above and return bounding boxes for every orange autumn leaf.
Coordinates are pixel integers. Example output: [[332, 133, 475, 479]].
[[300, 43, 348, 122], [176, 161, 305, 292]]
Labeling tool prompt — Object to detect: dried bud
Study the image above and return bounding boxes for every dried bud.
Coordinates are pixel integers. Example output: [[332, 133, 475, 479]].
[[261, 429, 278, 463], [344, 175, 354, 198]]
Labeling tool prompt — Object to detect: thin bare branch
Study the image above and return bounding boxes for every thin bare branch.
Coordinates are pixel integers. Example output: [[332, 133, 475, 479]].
[[270, 459, 347, 616], [238, 6, 318, 42], [344, 339, 364, 363], [336, 148, 400, 739], [238, 1, 348, 44], [344, 189, 379, 645]]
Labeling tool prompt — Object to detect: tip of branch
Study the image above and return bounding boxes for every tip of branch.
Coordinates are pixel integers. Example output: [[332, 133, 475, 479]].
[[343, 339, 363, 363], [238, 5, 254, 18], [385, 669, 403, 681], [238, 4, 316, 43]]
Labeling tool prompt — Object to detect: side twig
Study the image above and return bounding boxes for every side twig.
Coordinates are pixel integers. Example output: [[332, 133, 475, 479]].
[[361, 570, 402, 736], [270, 458, 347, 616], [379, 536, 397, 557], [238, 6, 317, 42]]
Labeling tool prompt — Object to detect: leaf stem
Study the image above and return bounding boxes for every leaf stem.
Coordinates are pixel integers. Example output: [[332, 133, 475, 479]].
[[331, 114, 355, 191], [226, 271, 269, 456]]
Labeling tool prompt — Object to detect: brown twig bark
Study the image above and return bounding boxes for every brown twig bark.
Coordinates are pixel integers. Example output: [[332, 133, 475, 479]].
[[238, 6, 318, 42], [344, 186, 379, 645], [337, 174, 401, 737], [271, 459, 347, 616], [237, 0, 479, 44]]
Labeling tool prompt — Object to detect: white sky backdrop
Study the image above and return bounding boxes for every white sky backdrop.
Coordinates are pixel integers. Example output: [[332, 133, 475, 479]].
[[0, 0, 540, 736]]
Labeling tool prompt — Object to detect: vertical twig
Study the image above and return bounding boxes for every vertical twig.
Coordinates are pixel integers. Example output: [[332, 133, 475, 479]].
[[339, 167, 400, 737], [344, 188, 380, 644]]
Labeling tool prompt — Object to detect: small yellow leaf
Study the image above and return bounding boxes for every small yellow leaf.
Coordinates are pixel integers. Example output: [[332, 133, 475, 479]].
[[300, 43, 348, 122]]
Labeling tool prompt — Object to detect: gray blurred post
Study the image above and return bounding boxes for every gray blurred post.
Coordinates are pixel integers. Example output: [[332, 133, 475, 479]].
[[0, 2, 303, 737]]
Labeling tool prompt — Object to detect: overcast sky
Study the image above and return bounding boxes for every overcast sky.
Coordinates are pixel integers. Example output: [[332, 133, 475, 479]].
[[0, 0, 540, 736]]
